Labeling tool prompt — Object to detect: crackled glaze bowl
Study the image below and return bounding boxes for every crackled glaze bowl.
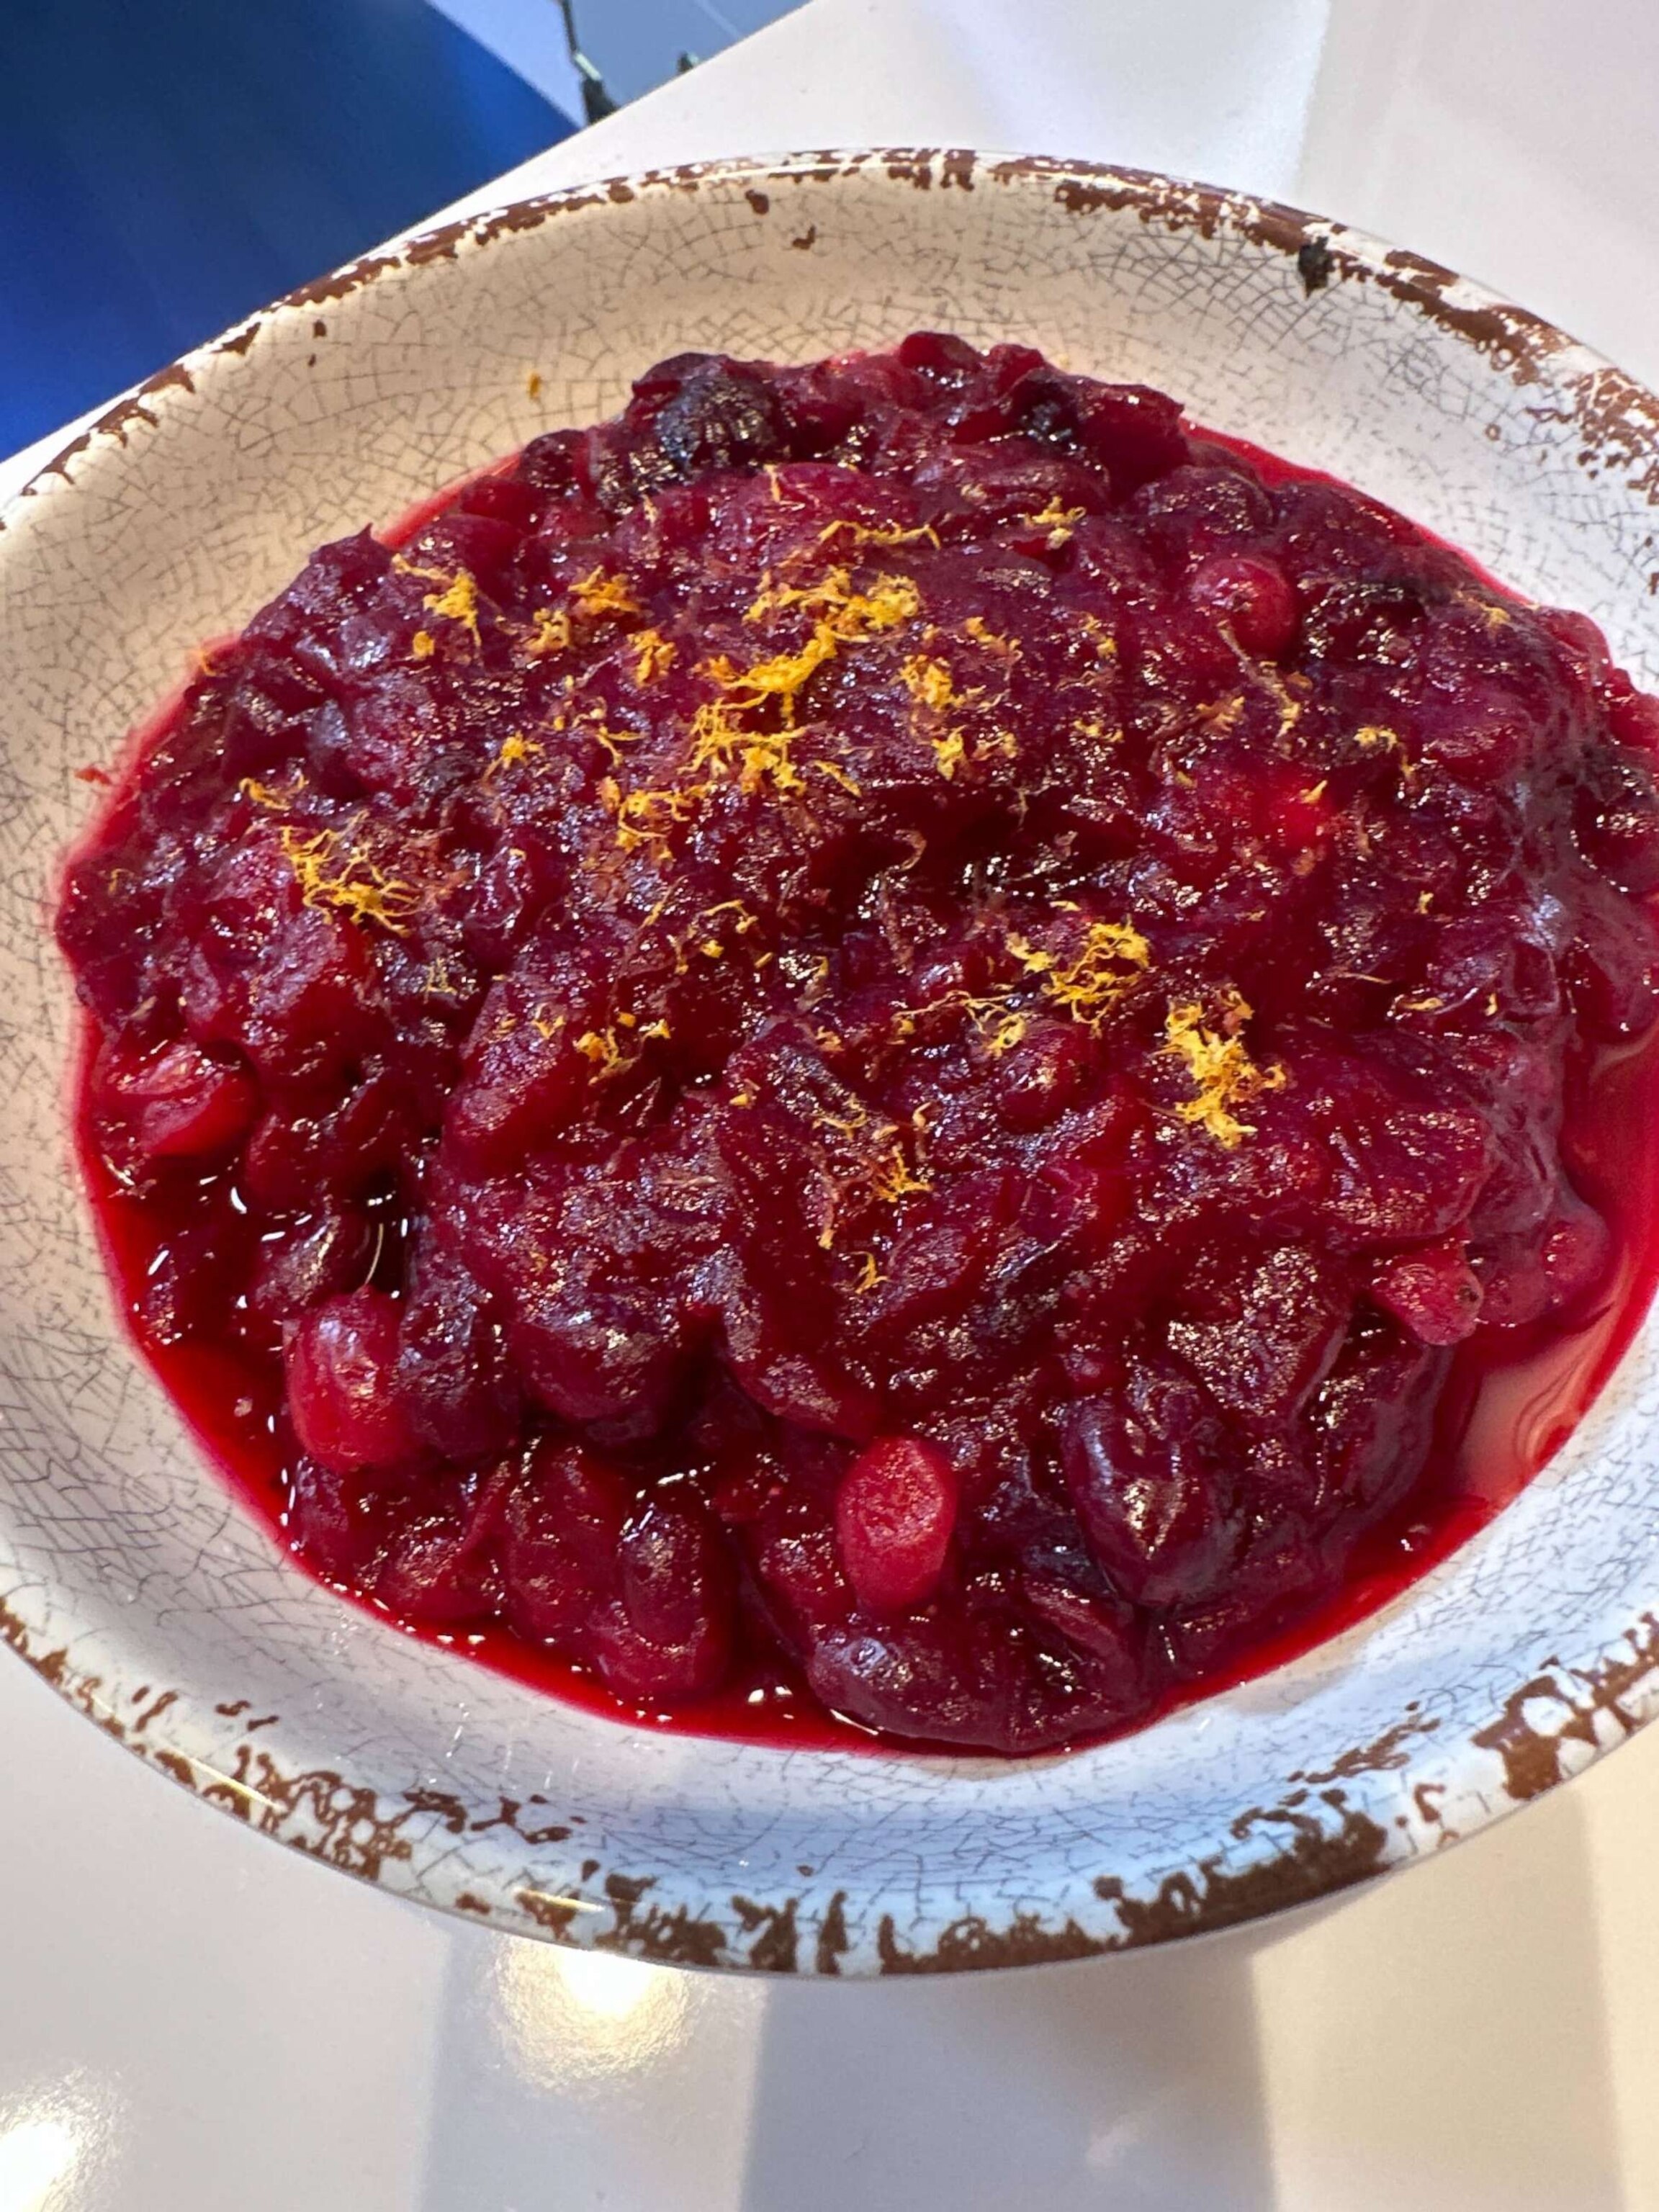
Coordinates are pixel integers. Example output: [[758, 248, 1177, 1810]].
[[4, 152, 1659, 1975]]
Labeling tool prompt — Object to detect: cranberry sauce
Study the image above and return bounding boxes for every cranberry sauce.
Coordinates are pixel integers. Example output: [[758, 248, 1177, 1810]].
[[57, 336, 1659, 1755]]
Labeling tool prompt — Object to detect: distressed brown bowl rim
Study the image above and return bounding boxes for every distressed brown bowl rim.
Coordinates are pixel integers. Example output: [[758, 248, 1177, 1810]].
[[6, 148, 1659, 1976]]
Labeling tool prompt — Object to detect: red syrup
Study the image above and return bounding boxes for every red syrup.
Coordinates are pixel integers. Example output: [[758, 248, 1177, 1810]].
[[58, 336, 1659, 1755], [69, 1018, 1659, 1753]]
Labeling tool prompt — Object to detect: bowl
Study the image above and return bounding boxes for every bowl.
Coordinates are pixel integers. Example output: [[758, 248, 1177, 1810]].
[[5, 150, 1659, 1977]]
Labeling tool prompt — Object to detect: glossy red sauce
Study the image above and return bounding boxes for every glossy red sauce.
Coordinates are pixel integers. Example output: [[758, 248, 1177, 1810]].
[[70, 1028, 1659, 1751], [58, 336, 1659, 1755]]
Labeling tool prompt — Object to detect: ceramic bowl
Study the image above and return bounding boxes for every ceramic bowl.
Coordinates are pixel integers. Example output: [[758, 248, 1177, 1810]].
[[5, 151, 1659, 1977]]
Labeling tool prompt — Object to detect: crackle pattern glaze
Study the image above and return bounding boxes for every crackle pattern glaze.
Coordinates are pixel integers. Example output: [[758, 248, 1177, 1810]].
[[4, 152, 1659, 1974]]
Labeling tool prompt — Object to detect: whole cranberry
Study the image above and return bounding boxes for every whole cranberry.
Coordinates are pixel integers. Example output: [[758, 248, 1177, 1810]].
[[1539, 1201, 1613, 1316], [1370, 1241, 1483, 1346], [591, 1495, 735, 1703], [100, 1038, 256, 1160], [504, 1442, 629, 1643], [284, 1289, 416, 1473], [1187, 552, 1298, 659], [835, 1437, 959, 1611], [1060, 1381, 1232, 1608]]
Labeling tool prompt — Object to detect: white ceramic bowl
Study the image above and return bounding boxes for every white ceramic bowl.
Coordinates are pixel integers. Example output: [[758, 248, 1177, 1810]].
[[5, 151, 1659, 1976]]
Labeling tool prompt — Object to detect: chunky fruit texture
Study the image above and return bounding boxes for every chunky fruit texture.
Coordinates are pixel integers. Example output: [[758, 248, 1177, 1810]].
[[58, 336, 1659, 1752]]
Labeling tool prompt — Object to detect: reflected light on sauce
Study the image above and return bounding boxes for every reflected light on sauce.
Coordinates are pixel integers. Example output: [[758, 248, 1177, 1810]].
[[493, 1943, 691, 2090]]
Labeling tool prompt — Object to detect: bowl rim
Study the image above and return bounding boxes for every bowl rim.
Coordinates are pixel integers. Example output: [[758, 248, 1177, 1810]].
[[8, 145, 1659, 1977]]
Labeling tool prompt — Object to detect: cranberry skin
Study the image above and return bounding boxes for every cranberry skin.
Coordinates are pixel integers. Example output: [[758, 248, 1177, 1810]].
[[396, 1259, 523, 1462], [248, 1206, 374, 1323], [1370, 1240, 1484, 1346], [286, 1456, 368, 1578], [1069, 381, 1188, 491], [896, 330, 984, 383], [503, 1442, 629, 1644], [509, 1283, 691, 1438], [1059, 1383, 1232, 1608], [1032, 1092, 1141, 1251], [1318, 1094, 1493, 1250], [1166, 1246, 1348, 1426], [590, 1495, 735, 1704], [241, 1075, 405, 1213], [750, 1483, 857, 1638], [1609, 686, 1659, 760], [284, 1289, 416, 1473], [513, 427, 583, 494], [1187, 552, 1298, 659], [184, 896, 379, 1092], [203, 679, 310, 783], [1020, 1570, 1143, 1682], [462, 836, 563, 970], [372, 1490, 502, 1625], [835, 1437, 959, 1612], [1566, 879, 1659, 1040], [457, 472, 544, 529], [804, 1567, 1151, 1753], [993, 1020, 1091, 1130], [446, 990, 595, 1169], [1539, 606, 1615, 693], [100, 1039, 256, 1159], [1254, 760, 1336, 859], [1576, 742, 1659, 897], [631, 356, 788, 482], [1539, 1200, 1613, 1316], [1164, 1519, 1331, 1677], [1420, 687, 1534, 787]]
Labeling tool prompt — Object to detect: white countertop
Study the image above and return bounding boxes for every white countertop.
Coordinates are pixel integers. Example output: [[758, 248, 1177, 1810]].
[[7, 6, 1659, 2205]]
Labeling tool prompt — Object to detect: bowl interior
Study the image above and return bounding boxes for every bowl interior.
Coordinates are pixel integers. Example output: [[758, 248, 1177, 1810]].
[[4, 152, 1659, 1974]]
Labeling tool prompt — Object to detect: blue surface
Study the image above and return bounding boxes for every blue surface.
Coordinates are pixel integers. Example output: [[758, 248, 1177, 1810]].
[[0, 0, 575, 457]]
